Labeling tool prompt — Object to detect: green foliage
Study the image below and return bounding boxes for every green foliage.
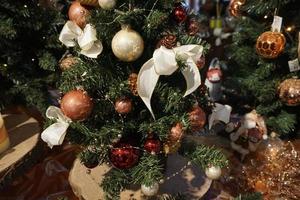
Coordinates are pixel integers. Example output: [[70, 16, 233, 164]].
[[159, 193, 187, 200], [234, 192, 263, 200]]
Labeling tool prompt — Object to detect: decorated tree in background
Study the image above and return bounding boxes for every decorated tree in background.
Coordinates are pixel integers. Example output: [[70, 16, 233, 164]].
[[226, 0, 300, 135], [0, 0, 66, 110], [41, 0, 230, 199]]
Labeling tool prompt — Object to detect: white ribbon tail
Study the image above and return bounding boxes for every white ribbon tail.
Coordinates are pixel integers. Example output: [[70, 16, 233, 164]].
[[46, 106, 71, 123], [59, 21, 82, 47], [182, 58, 201, 97], [137, 59, 159, 119], [80, 40, 103, 58], [41, 122, 70, 148]]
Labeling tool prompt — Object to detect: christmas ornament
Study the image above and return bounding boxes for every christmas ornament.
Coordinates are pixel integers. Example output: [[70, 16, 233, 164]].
[[187, 18, 200, 36], [141, 182, 159, 196], [128, 73, 138, 96], [173, 5, 187, 24], [59, 21, 103, 58], [59, 55, 78, 70], [137, 45, 203, 119], [228, 0, 246, 17], [278, 78, 300, 106], [256, 31, 286, 59], [109, 142, 140, 169], [98, 0, 116, 9], [68, 1, 89, 29], [114, 97, 132, 114], [156, 34, 177, 49], [188, 105, 206, 132], [111, 25, 144, 62], [144, 138, 161, 154], [230, 110, 267, 160], [205, 165, 222, 180], [196, 55, 205, 69], [169, 123, 184, 142], [61, 89, 93, 121], [77, 0, 98, 7], [205, 58, 223, 102]]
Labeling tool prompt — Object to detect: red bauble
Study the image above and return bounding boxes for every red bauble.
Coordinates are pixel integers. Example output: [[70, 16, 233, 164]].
[[61, 89, 93, 121], [68, 1, 89, 28], [173, 6, 187, 23], [109, 143, 140, 169], [188, 105, 206, 132], [115, 97, 133, 114], [144, 138, 161, 154], [169, 123, 184, 142]]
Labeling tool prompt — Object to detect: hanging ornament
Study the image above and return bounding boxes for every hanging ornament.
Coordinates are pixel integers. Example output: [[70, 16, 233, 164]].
[[128, 73, 138, 96], [172, 5, 187, 24], [141, 182, 159, 196], [114, 97, 132, 114], [68, 1, 89, 29], [144, 137, 161, 154], [111, 25, 144, 62], [156, 34, 177, 49], [77, 0, 98, 7], [169, 123, 184, 142], [205, 165, 222, 180], [188, 105, 206, 132], [278, 78, 300, 106], [187, 18, 200, 36], [256, 31, 286, 59], [98, 0, 116, 10], [228, 0, 246, 17], [109, 142, 140, 169], [196, 55, 205, 69], [205, 58, 223, 102], [59, 55, 79, 71], [61, 89, 93, 121]]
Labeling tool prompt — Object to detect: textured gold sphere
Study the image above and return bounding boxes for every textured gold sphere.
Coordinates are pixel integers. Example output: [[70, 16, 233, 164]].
[[111, 26, 144, 62], [278, 78, 300, 106], [256, 31, 286, 59]]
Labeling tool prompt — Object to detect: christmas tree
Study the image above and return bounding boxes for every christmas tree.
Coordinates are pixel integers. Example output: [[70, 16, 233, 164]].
[[0, 0, 66, 110], [226, 0, 300, 135], [40, 0, 230, 199]]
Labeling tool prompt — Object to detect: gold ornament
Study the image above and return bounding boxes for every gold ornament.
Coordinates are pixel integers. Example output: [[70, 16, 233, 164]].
[[59, 55, 79, 70], [98, 0, 116, 10], [77, 0, 98, 7], [128, 73, 138, 96], [278, 78, 300, 106], [228, 0, 246, 17], [111, 25, 144, 62], [256, 31, 286, 59]]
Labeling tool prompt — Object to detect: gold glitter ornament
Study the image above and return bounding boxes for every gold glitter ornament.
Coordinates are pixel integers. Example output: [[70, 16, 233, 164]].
[[111, 25, 144, 62], [128, 73, 138, 96], [256, 31, 286, 59], [278, 78, 300, 106]]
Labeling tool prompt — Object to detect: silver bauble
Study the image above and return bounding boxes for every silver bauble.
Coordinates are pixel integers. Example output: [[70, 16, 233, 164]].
[[141, 182, 159, 196], [98, 0, 116, 9], [111, 25, 144, 62], [205, 165, 222, 180]]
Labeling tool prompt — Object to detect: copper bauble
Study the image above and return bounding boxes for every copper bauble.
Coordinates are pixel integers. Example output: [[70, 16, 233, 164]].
[[68, 1, 89, 28], [59, 55, 78, 70], [173, 5, 187, 24], [109, 143, 140, 169], [114, 97, 132, 114], [189, 105, 206, 131], [77, 0, 98, 6], [61, 89, 93, 121], [169, 122, 184, 142], [144, 138, 161, 154], [156, 34, 177, 49], [228, 0, 246, 17], [111, 25, 144, 62], [256, 31, 286, 59], [187, 18, 200, 36], [278, 78, 300, 106]]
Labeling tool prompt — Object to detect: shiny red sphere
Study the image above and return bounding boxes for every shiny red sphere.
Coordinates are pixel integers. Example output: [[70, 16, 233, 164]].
[[109, 143, 139, 169], [144, 138, 161, 154], [173, 6, 187, 23]]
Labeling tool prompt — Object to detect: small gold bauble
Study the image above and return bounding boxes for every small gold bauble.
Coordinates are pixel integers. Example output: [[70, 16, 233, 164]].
[[98, 0, 116, 9], [256, 31, 286, 59], [111, 25, 144, 62], [228, 0, 246, 17], [278, 78, 300, 106], [59, 55, 78, 70]]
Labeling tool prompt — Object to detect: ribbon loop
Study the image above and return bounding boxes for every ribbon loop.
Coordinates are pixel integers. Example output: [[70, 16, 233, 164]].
[[137, 45, 203, 119], [59, 21, 103, 58]]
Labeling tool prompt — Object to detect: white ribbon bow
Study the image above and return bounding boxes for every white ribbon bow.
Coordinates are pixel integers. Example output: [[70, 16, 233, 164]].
[[208, 103, 232, 129], [137, 45, 203, 119], [59, 21, 103, 58], [41, 106, 72, 148]]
